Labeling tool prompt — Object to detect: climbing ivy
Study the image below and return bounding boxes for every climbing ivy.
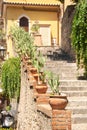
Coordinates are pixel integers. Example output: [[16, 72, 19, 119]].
[[1, 57, 21, 100], [71, 0, 87, 77]]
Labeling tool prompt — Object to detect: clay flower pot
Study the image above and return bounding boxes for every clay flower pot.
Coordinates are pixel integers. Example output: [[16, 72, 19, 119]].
[[29, 67, 37, 74], [27, 73, 37, 87], [35, 83, 48, 94], [33, 73, 39, 82], [49, 95, 68, 110]]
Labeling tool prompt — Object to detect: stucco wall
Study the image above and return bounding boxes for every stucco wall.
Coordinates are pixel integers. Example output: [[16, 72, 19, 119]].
[[5, 6, 59, 56], [7, 7, 58, 33], [17, 64, 51, 130]]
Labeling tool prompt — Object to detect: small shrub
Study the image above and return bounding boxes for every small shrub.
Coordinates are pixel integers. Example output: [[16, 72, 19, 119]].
[[1, 57, 21, 100]]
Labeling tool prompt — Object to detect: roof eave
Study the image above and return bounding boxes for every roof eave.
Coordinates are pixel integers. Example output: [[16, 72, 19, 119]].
[[3, 2, 60, 7]]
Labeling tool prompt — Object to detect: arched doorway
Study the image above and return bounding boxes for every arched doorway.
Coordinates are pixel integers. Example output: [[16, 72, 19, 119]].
[[19, 16, 29, 32]]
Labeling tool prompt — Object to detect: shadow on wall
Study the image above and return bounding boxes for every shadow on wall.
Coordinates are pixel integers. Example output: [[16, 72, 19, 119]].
[[61, 5, 76, 59]]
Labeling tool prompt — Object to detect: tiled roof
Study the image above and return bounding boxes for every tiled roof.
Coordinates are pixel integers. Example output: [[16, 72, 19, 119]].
[[3, 0, 60, 6]]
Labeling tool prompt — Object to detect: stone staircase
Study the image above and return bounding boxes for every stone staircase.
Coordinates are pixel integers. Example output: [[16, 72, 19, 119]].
[[42, 47, 87, 130]]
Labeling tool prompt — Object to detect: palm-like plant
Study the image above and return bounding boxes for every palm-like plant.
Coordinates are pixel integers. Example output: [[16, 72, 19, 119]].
[[47, 71, 60, 95]]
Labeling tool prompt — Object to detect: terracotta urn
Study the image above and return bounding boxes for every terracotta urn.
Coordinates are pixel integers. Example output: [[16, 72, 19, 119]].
[[33, 73, 39, 82], [27, 73, 37, 87], [35, 83, 48, 94], [29, 67, 37, 74], [49, 95, 68, 110]]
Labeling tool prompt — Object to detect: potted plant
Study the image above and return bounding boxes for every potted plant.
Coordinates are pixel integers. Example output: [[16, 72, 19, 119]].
[[31, 51, 45, 82], [9, 24, 35, 58], [47, 71, 68, 110], [31, 24, 40, 34], [32, 52, 48, 94], [35, 70, 48, 94]]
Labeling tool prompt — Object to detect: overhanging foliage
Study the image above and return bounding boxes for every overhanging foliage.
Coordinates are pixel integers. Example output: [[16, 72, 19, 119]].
[[1, 57, 21, 99], [71, 0, 87, 77]]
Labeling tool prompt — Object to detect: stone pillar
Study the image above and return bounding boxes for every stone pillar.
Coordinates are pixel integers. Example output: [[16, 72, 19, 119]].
[[52, 110, 71, 130]]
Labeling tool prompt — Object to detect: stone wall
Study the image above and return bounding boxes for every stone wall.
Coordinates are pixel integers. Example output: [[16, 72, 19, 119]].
[[17, 61, 71, 130], [17, 64, 52, 130], [61, 5, 75, 58]]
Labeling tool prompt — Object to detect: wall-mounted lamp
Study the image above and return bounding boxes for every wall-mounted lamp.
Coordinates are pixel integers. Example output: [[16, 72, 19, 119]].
[[0, 45, 6, 60]]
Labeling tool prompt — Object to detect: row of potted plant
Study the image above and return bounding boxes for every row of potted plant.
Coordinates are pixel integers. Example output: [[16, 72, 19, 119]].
[[22, 53, 68, 110], [9, 24, 68, 110]]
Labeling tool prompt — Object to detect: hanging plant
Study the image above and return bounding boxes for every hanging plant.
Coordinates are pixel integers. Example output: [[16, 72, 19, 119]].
[[71, 0, 87, 78], [1, 57, 21, 100]]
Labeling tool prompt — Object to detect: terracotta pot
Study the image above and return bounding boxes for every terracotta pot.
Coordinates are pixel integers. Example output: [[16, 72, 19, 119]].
[[29, 67, 37, 74], [35, 83, 48, 94], [22, 56, 32, 68], [33, 73, 39, 81], [27, 73, 37, 87], [49, 95, 68, 110], [22, 55, 29, 63]]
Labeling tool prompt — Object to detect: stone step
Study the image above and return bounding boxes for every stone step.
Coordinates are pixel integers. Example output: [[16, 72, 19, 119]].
[[67, 107, 87, 114], [44, 70, 77, 80], [47, 88, 87, 95], [45, 68, 77, 74], [59, 77, 77, 80], [47, 69, 77, 74], [47, 90, 87, 97], [45, 59, 76, 65], [72, 124, 87, 130], [72, 114, 87, 124], [61, 91, 87, 97], [47, 80, 87, 92], [60, 85, 87, 91], [45, 64, 77, 70], [58, 72, 77, 80], [45, 55, 87, 129], [67, 97, 87, 107], [45, 61, 76, 66], [60, 80, 87, 87]]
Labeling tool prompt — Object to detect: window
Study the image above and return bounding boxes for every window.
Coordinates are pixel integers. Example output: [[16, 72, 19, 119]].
[[19, 16, 29, 32]]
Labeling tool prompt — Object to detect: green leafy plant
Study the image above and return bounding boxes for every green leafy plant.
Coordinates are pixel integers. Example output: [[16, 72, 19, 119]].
[[39, 70, 48, 84], [1, 57, 21, 100], [47, 71, 60, 95], [5, 105, 11, 111], [34, 51, 45, 78], [31, 24, 40, 33], [32, 51, 46, 84], [9, 24, 35, 57], [0, 128, 13, 130], [37, 51, 45, 72], [71, 0, 87, 78]]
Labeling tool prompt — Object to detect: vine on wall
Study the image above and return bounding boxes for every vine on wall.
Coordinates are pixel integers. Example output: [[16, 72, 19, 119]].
[[71, 0, 87, 77]]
